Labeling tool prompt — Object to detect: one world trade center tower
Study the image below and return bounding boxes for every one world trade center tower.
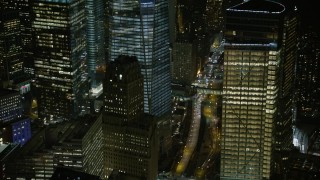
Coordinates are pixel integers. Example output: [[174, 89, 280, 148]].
[[107, 0, 171, 117]]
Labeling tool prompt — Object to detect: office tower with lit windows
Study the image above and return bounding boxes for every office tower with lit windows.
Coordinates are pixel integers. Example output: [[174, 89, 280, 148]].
[[0, 8, 23, 83], [33, 0, 88, 123], [107, 0, 171, 117], [19, 0, 34, 77], [86, 0, 105, 89], [103, 56, 158, 179], [168, 0, 176, 44], [0, 0, 34, 77], [276, 5, 298, 152], [52, 114, 103, 178], [221, 0, 296, 179]]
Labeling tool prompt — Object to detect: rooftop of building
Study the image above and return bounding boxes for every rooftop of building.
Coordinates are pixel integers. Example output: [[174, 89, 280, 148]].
[[48, 114, 101, 145], [109, 170, 146, 180], [0, 88, 19, 97], [71, 114, 100, 140], [103, 113, 155, 131], [228, 0, 285, 14], [48, 121, 74, 145], [0, 143, 19, 161], [0, 144, 9, 154], [287, 151, 320, 178], [174, 108, 185, 116], [106, 55, 142, 83], [0, 116, 30, 129]]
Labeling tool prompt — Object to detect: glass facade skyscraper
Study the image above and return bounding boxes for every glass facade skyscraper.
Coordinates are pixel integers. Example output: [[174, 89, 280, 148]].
[[107, 0, 171, 117], [33, 0, 88, 123], [276, 7, 298, 152], [86, 0, 105, 89], [220, 0, 296, 179]]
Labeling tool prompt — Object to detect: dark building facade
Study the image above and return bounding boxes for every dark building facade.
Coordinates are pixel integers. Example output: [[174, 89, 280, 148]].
[[32, 0, 89, 123], [276, 5, 298, 152], [104, 56, 144, 122], [103, 56, 158, 179], [0, 0, 35, 77], [171, 39, 197, 85], [0, 143, 19, 179], [51, 167, 100, 180], [18, 0, 34, 77], [296, 28, 320, 122]]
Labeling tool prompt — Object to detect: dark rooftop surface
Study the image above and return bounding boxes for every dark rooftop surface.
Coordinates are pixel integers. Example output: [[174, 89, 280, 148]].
[[229, 0, 285, 13], [174, 108, 185, 116], [0, 88, 19, 97], [51, 167, 100, 180]]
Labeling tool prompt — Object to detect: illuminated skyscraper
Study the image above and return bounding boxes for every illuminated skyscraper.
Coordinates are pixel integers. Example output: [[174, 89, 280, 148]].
[[103, 56, 158, 179], [33, 0, 88, 123], [86, 0, 105, 89], [0, 0, 35, 77], [107, 0, 171, 117], [221, 0, 297, 179], [19, 0, 34, 77], [0, 8, 23, 83], [171, 39, 197, 85]]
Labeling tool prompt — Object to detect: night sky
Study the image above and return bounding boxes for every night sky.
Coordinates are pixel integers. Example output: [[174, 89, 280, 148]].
[[229, 0, 318, 30], [296, 0, 319, 30]]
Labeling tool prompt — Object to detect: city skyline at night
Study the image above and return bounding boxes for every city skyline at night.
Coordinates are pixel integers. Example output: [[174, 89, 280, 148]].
[[0, 0, 320, 179]]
